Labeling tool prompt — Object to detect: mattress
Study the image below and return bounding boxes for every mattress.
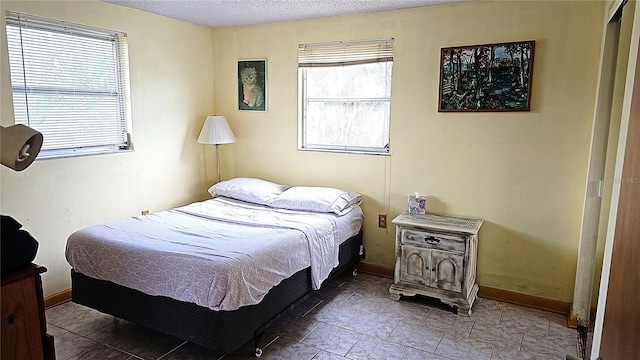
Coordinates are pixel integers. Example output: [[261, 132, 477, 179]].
[[65, 197, 363, 311]]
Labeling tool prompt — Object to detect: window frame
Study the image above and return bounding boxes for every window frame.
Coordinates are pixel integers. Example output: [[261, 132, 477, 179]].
[[5, 12, 133, 160], [297, 38, 394, 155]]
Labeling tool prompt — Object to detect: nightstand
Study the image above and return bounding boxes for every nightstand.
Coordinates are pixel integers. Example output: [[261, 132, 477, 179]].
[[2, 264, 56, 360], [389, 212, 482, 315]]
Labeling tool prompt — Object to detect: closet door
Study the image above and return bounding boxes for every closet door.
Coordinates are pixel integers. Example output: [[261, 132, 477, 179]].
[[599, 38, 640, 359]]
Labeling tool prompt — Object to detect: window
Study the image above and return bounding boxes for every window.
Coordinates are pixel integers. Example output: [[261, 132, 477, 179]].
[[5, 12, 132, 158], [298, 38, 393, 154]]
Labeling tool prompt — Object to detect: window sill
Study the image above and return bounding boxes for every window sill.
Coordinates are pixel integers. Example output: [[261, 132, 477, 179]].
[[297, 147, 390, 156], [37, 147, 134, 161]]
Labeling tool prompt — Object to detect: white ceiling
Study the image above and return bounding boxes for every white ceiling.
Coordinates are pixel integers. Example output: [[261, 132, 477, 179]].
[[102, 0, 464, 28]]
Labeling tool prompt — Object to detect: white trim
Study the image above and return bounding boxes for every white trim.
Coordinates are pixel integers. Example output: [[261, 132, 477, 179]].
[[608, 0, 626, 22], [572, 5, 622, 329]]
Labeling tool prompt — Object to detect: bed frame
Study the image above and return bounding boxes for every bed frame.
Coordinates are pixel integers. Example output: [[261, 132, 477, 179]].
[[71, 230, 363, 356]]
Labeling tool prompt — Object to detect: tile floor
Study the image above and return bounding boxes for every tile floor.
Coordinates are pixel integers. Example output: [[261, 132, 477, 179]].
[[45, 273, 580, 360]]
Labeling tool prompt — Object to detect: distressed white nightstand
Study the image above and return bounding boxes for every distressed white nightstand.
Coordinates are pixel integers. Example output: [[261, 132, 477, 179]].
[[389, 212, 482, 316]]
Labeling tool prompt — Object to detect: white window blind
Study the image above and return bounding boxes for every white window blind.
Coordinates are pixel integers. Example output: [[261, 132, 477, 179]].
[[298, 38, 394, 67], [5, 12, 132, 158], [298, 38, 393, 154]]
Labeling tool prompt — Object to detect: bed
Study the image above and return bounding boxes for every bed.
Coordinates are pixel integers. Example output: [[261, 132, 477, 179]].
[[65, 178, 364, 356]]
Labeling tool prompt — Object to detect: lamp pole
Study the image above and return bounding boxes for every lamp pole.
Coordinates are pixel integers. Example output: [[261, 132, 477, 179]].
[[216, 143, 222, 183]]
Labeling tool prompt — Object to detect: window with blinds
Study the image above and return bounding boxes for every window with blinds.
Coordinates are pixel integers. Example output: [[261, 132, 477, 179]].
[[298, 38, 393, 154], [5, 12, 132, 158]]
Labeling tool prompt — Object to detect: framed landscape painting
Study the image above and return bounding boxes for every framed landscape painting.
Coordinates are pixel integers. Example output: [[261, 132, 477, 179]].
[[438, 40, 535, 112], [238, 59, 267, 111]]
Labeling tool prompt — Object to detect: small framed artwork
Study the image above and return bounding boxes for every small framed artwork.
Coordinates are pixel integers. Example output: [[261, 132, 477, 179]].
[[438, 40, 535, 112], [238, 59, 267, 111]]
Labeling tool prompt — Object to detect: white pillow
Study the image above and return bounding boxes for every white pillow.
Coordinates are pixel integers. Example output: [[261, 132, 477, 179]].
[[267, 186, 362, 215], [208, 177, 289, 205]]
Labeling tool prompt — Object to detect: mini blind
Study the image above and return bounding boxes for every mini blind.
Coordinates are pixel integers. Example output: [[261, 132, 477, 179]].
[[5, 12, 131, 155], [298, 38, 394, 67]]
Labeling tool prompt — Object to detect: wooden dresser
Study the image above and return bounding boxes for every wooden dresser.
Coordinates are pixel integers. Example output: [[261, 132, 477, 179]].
[[2, 264, 56, 360], [389, 212, 482, 315]]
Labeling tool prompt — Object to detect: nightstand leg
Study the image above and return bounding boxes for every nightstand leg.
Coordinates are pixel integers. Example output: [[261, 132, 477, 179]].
[[456, 305, 472, 316], [388, 285, 402, 301]]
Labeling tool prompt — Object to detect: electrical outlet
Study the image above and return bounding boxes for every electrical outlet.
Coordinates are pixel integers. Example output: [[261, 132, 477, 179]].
[[378, 214, 387, 228], [141, 209, 149, 215]]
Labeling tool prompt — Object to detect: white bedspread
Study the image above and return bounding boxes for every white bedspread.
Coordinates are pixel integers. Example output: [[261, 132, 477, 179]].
[[65, 197, 363, 311]]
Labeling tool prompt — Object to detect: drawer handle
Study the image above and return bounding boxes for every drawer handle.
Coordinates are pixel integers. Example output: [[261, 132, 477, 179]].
[[423, 236, 441, 245]]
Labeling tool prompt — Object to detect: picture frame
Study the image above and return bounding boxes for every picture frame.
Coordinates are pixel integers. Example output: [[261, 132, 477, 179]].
[[238, 59, 267, 112], [438, 40, 535, 112]]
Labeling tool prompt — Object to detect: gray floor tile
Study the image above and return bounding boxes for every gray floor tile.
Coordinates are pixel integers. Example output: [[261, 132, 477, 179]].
[[45, 273, 584, 360], [346, 334, 408, 360], [499, 305, 552, 337], [304, 301, 358, 327], [469, 320, 525, 349], [402, 347, 452, 360], [261, 336, 321, 360], [386, 320, 444, 352], [301, 322, 361, 356], [312, 350, 347, 360], [268, 315, 322, 343], [47, 301, 115, 337], [342, 310, 400, 338], [48, 324, 133, 360], [85, 318, 183, 359], [521, 332, 577, 359], [469, 298, 504, 325], [381, 298, 432, 325], [342, 290, 392, 313], [425, 307, 475, 337], [490, 346, 553, 360], [435, 333, 494, 360]]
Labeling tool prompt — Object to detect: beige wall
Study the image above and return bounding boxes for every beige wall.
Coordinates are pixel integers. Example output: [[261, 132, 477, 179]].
[[213, 1, 605, 302], [0, 0, 606, 303], [0, 1, 216, 296]]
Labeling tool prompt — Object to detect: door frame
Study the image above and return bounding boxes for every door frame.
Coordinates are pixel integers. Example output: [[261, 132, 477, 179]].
[[591, 1, 640, 357], [571, 0, 624, 328]]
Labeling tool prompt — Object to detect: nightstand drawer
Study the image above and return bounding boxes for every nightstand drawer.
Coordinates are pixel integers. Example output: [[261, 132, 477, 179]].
[[400, 229, 465, 253]]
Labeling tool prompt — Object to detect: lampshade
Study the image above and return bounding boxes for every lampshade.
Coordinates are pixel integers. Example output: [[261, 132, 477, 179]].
[[198, 115, 236, 145], [0, 124, 43, 171]]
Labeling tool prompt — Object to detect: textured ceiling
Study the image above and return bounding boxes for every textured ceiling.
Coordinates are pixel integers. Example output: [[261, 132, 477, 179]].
[[103, 0, 464, 28]]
